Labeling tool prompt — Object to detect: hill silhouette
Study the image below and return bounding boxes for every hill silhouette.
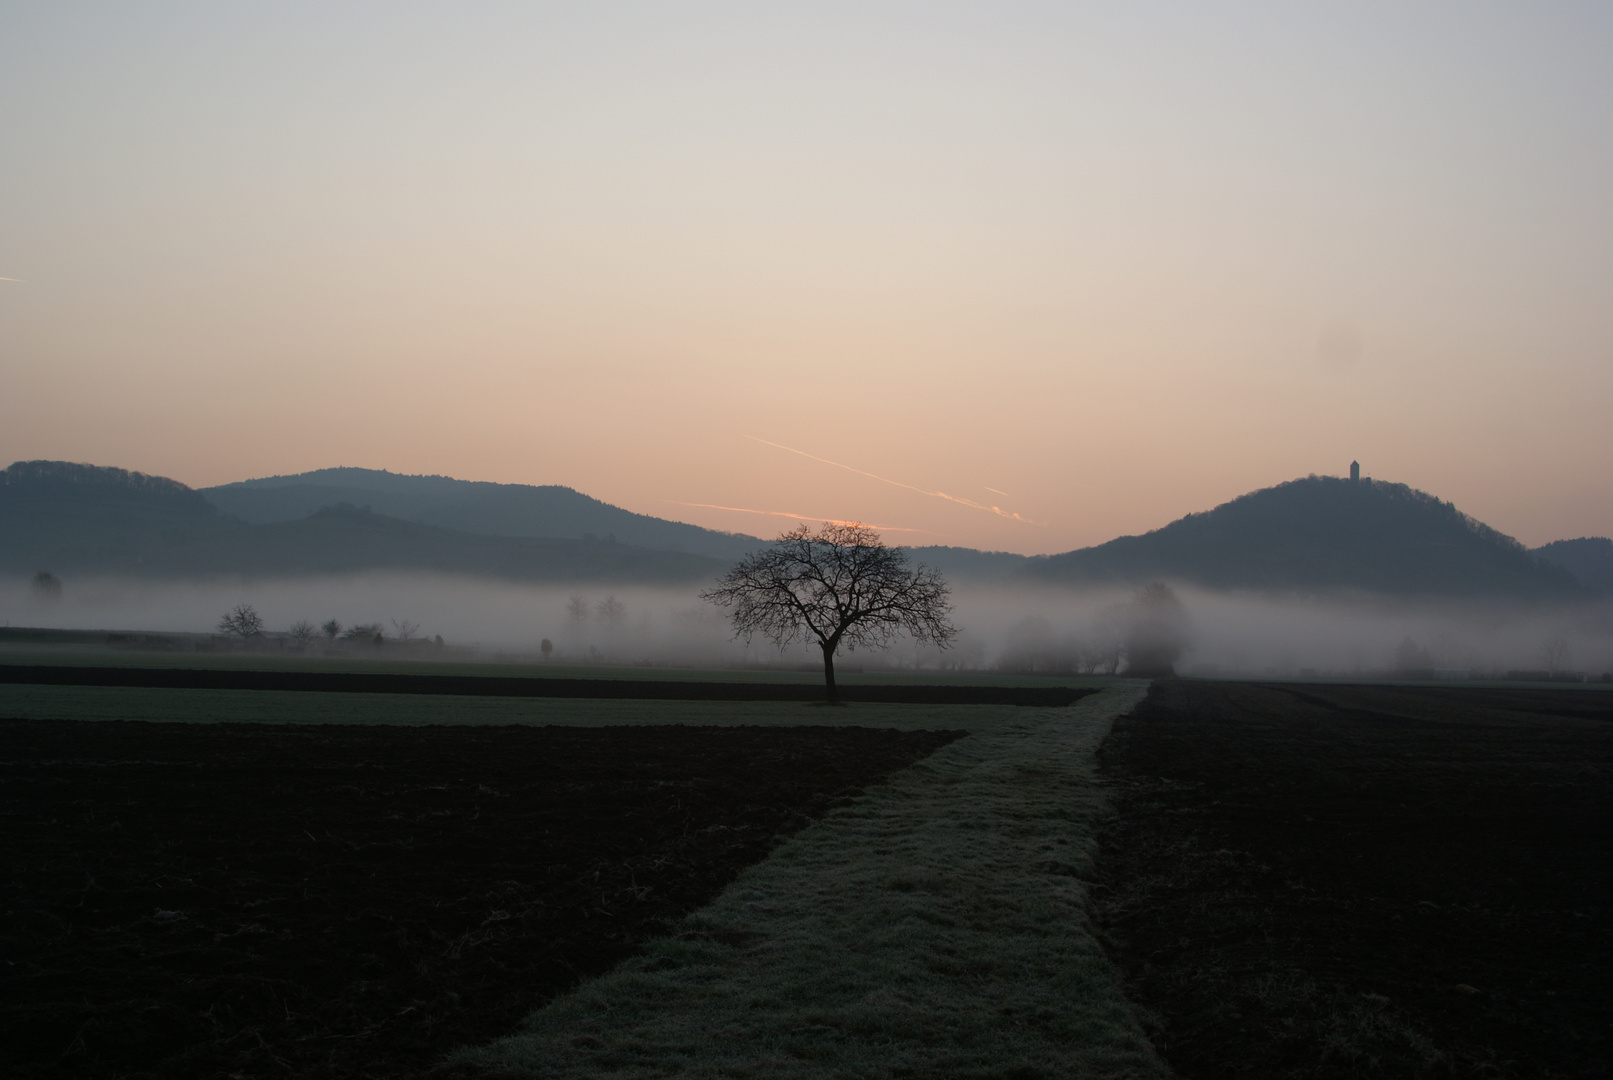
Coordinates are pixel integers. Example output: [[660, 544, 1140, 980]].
[[201, 468, 759, 560], [1, 462, 726, 584], [0, 461, 221, 573], [1534, 537, 1613, 596], [1024, 476, 1585, 599], [2, 462, 1600, 599]]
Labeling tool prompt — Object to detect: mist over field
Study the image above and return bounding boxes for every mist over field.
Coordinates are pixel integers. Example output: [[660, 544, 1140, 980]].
[[1, 574, 738, 663], [966, 585, 1613, 680], [6, 572, 1608, 679]]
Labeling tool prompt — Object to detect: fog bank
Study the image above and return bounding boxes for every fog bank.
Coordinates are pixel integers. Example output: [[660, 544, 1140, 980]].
[[4, 574, 1610, 680]]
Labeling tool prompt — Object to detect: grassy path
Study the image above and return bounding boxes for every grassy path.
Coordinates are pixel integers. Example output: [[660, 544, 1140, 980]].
[[455, 682, 1164, 1080]]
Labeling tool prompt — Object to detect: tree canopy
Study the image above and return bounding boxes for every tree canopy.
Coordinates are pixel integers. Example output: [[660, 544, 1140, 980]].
[[217, 604, 264, 639], [702, 523, 956, 701]]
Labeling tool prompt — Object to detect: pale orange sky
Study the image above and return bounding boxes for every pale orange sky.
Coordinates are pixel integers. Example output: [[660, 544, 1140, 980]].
[[2, 3, 1610, 554]]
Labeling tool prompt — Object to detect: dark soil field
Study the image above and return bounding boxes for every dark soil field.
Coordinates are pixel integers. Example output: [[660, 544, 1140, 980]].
[[1095, 681, 1613, 1079], [0, 718, 963, 1079]]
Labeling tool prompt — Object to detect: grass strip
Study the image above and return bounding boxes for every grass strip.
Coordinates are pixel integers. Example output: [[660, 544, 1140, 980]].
[[0, 664, 1090, 706], [453, 682, 1164, 1080], [0, 685, 1021, 732], [0, 646, 1108, 687]]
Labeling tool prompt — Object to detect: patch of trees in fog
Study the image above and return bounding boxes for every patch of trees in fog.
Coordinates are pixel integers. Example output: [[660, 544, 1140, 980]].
[[998, 582, 1190, 677]]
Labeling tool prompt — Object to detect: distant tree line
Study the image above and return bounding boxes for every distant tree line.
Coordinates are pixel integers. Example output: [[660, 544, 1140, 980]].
[[212, 605, 439, 650]]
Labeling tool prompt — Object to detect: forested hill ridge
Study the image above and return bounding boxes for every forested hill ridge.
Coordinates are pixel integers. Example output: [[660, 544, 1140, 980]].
[[1, 461, 1607, 598], [0, 462, 727, 584], [1532, 537, 1613, 596], [1024, 475, 1588, 599], [200, 467, 760, 560]]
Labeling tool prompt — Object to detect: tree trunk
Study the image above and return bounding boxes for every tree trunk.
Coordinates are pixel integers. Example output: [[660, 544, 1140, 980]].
[[821, 641, 839, 703]]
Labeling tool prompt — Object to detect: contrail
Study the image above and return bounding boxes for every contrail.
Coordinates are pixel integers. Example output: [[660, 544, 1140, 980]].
[[665, 501, 923, 534], [0, 277, 24, 282], [744, 436, 1041, 524], [984, 486, 1012, 498]]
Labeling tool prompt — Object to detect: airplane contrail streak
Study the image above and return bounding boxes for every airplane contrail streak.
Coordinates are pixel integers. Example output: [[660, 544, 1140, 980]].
[[665, 501, 923, 534], [984, 486, 1012, 498], [744, 436, 1041, 524], [0, 277, 25, 282]]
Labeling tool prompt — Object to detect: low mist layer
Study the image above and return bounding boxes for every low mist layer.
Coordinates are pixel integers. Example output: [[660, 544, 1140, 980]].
[[5, 573, 1610, 681]]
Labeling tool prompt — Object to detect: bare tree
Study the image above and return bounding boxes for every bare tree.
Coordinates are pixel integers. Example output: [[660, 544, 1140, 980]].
[[596, 596, 626, 641], [30, 571, 62, 601], [390, 618, 420, 642], [218, 604, 264, 640], [540, 638, 553, 660], [344, 622, 384, 644], [288, 620, 317, 647], [565, 595, 589, 648], [1088, 604, 1127, 675], [566, 595, 589, 627], [703, 522, 956, 703], [1540, 636, 1573, 675], [321, 619, 342, 641]]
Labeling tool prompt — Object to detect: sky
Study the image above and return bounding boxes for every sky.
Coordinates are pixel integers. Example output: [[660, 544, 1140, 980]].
[[2, 2, 1610, 555]]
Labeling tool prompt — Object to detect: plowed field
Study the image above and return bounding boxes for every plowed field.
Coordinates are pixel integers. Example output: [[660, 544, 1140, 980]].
[[1096, 681, 1613, 1079], [1, 718, 962, 1079]]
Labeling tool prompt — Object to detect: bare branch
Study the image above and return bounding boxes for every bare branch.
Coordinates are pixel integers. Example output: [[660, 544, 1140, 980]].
[[217, 604, 264, 640], [702, 522, 957, 701]]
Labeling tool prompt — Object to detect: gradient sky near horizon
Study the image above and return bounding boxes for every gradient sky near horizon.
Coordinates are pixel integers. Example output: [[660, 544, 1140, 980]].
[[2, 3, 1610, 555]]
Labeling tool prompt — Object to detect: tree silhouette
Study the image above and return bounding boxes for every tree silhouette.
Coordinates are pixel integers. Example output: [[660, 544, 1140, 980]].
[[29, 571, 62, 601], [1540, 636, 1573, 675], [596, 596, 626, 643], [1121, 582, 1191, 676], [703, 523, 955, 702], [218, 604, 264, 640]]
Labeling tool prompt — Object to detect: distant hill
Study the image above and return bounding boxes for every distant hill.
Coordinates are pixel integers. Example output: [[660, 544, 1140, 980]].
[[1024, 476, 1586, 599], [0, 461, 222, 573], [4, 461, 1601, 600], [201, 468, 760, 560], [906, 545, 1030, 583], [0, 462, 727, 584], [1534, 537, 1613, 596]]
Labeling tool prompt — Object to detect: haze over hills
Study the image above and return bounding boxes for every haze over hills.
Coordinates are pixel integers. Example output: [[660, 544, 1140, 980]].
[[0, 462, 727, 585], [201, 468, 761, 560], [2, 460, 1608, 600]]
